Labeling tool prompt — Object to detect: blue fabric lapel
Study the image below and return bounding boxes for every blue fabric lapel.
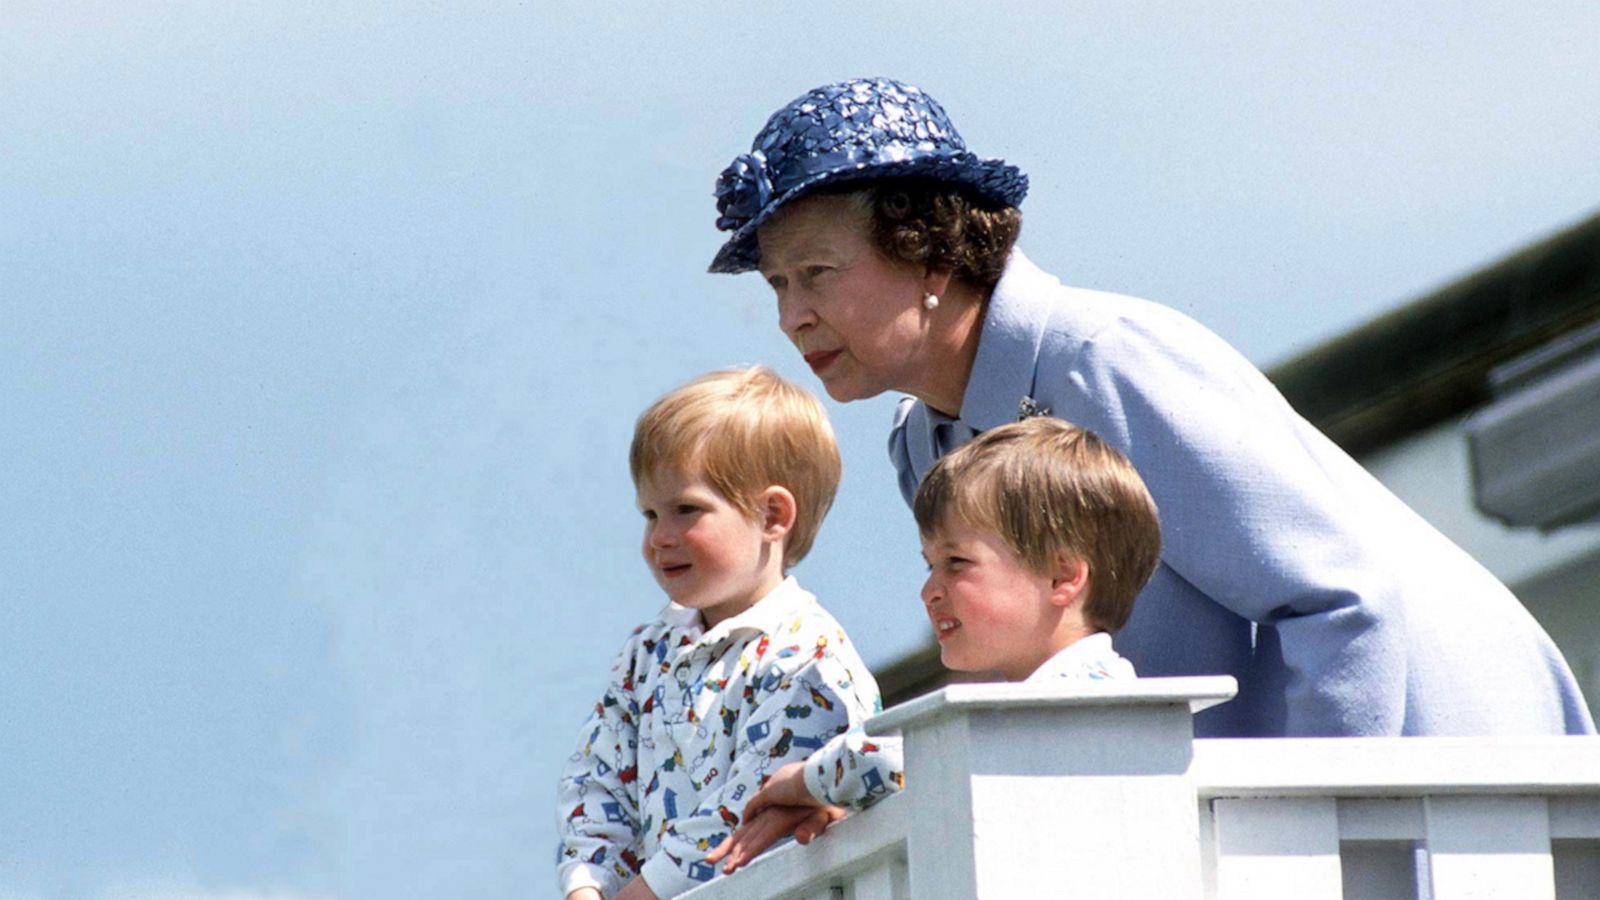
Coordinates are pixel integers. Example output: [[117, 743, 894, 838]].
[[956, 249, 1053, 434]]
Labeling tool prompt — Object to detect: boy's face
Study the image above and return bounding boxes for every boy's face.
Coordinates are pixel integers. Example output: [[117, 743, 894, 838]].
[[920, 519, 1061, 681], [637, 469, 783, 628]]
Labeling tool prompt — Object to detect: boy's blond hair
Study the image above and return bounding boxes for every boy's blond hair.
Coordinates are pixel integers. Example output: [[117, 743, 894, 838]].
[[913, 417, 1161, 632], [629, 366, 841, 568]]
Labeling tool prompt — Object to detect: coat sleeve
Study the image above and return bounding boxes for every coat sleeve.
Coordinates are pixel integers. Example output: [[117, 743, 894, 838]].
[[800, 725, 904, 811], [555, 637, 646, 898], [1056, 305, 1410, 735], [637, 649, 878, 897]]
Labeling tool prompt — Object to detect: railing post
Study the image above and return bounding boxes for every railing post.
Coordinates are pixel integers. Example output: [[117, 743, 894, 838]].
[[865, 677, 1236, 900]]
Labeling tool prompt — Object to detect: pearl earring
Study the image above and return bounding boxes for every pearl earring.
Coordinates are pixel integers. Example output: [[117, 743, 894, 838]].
[[923, 293, 940, 310]]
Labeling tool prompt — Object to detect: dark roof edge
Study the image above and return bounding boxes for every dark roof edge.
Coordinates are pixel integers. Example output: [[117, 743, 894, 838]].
[[1267, 208, 1600, 456]]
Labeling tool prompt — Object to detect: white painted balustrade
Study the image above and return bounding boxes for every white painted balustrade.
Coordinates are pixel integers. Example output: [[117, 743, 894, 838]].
[[681, 678, 1600, 900], [1198, 738, 1600, 899]]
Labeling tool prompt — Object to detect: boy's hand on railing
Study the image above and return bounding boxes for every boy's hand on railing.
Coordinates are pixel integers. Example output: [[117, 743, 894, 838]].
[[706, 760, 848, 873], [743, 760, 816, 819], [706, 803, 846, 873], [610, 876, 658, 900], [565, 888, 603, 900], [707, 762, 846, 873]]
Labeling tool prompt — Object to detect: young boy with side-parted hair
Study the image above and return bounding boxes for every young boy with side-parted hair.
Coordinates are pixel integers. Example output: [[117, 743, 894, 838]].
[[555, 366, 898, 900], [708, 415, 1162, 873], [912, 415, 1161, 680]]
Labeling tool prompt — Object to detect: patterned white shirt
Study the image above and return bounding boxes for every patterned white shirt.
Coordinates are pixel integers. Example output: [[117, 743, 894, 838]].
[[555, 578, 885, 898], [1026, 632, 1136, 682]]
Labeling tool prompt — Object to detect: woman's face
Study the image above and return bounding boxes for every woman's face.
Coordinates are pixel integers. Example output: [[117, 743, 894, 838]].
[[756, 194, 937, 404]]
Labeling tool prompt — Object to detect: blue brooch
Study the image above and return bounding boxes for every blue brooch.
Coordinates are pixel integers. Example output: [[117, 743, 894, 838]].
[[1017, 396, 1052, 420]]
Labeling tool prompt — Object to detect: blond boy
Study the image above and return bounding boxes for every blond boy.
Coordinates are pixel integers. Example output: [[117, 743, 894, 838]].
[[555, 367, 892, 900], [709, 416, 1161, 872]]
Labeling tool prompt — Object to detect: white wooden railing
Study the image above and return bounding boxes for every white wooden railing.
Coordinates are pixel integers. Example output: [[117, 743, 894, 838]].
[[682, 678, 1600, 900]]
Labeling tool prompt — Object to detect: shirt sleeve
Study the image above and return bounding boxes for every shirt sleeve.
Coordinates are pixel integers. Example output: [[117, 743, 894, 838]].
[[800, 726, 904, 811], [637, 648, 878, 897], [1063, 305, 1407, 735], [556, 637, 646, 898]]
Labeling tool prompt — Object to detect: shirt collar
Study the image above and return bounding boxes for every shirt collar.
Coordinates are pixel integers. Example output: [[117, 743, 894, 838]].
[[954, 248, 1056, 432], [662, 576, 815, 648], [1025, 632, 1116, 682]]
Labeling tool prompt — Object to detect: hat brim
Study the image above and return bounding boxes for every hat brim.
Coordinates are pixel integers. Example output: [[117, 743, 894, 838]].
[[708, 155, 1027, 274]]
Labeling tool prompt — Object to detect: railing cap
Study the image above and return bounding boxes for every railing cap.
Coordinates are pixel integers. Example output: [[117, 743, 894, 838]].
[[1194, 735, 1600, 797], [866, 676, 1238, 736]]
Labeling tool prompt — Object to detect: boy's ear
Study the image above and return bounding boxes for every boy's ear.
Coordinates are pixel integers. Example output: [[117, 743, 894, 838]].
[[760, 486, 798, 542], [1049, 554, 1091, 609]]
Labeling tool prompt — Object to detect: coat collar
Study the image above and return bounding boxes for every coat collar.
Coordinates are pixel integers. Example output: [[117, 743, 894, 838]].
[[954, 249, 1055, 432]]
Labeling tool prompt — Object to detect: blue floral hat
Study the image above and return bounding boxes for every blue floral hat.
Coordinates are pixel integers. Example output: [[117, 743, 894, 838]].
[[709, 77, 1028, 274]]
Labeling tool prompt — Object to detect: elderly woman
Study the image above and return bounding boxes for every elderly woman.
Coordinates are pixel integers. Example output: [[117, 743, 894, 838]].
[[694, 75, 1593, 877], [708, 75, 1591, 738], [697, 75, 1593, 875]]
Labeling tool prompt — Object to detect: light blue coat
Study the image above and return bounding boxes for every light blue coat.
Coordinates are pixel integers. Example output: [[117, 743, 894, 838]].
[[891, 251, 1595, 737]]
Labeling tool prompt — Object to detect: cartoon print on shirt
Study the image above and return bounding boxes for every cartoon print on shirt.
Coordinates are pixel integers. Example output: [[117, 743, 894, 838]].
[[556, 582, 895, 899]]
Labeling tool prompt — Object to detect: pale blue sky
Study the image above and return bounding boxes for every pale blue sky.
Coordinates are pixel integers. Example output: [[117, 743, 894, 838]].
[[3, 3, 1598, 898]]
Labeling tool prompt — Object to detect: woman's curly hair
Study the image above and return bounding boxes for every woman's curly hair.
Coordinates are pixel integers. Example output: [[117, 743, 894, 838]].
[[837, 178, 1023, 290]]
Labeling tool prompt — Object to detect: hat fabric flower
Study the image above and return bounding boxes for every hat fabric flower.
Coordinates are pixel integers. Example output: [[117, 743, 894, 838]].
[[714, 152, 773, 232]]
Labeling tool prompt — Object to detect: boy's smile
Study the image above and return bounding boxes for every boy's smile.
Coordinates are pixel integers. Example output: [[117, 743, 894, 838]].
[[920, 521, 1063, 681], [637, 470, 785, 628]]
